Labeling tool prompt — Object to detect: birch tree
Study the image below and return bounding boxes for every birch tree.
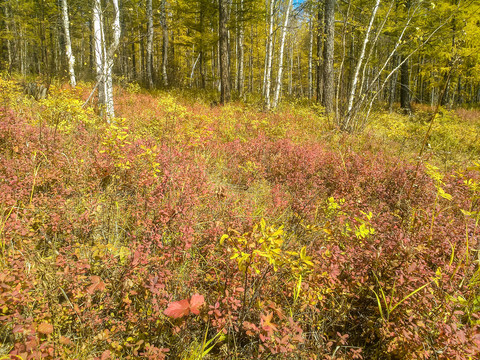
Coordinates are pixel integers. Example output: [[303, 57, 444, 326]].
[[237, 0, 245, 97], [61, 0, 76, 87], [160, 0, 168, 86], [316, 5, 323, 103], [263, 0, 276, 108], [346, 0, 381, 118], [272, 0, 293, 109], [146, 0, 154, 88], [3, 3, 13, 72], [342, 0, 381, 131], [93, 0, 121, 120]]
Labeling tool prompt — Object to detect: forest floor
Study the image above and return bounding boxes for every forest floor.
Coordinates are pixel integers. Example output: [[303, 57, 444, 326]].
[[0, 77, 479, 359]]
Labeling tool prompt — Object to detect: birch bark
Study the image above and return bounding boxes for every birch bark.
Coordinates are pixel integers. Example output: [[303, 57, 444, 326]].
[[346, 0, 381, 118], [237, 0, 245, 96], [272, 0, 293, 109], [160, 0, 169, 86], [93, 0, 121, 120], [61, 0, 76, 87], [93, 0, 106, 110], [146, 0, 154, 88], [3, 4, 13, 72], [264, 0, 275, 108]]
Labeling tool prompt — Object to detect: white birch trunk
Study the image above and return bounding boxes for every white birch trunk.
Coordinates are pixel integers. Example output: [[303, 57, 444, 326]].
[[146, 0, 154, 88], [3, 5, 13, 71], [190, 53, 201, 86], [93, 0, 121, 120], [346, 0, 381, 117], [61, 0, 76, 87], [272, 0, 293, 109], [160, 0, 168, 86], [345, 1, 426, 130], [264, 0, 276, 109], [359, 0, 394, 98], [20, 28, 25, 76], [237, 0, 245, 96], [105, 0, 121, 118], [93, 0, 106, 110]]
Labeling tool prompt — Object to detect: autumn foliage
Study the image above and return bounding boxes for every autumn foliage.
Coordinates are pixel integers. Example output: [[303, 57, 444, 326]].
[[0, 77, 479, 359]]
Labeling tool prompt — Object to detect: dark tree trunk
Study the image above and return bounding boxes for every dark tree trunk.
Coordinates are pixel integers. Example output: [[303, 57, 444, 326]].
[[316, 6, 323, 103], [400, 55, 410, 112], [199, 3, 206, 89], [132, 41, 137, 80], [322, 0, 335, 115], [219, 0, 230, 104]]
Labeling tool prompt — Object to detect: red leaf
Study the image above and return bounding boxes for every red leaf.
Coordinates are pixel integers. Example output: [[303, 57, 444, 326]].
[[260, 312, 277, 336], [12, 325, 23, 334], [189, 294, 205, 315], [101, 350, 111, 360], [164, 299, 190, 319]]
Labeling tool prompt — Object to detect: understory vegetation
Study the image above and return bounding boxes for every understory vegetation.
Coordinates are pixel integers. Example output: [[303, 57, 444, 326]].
[[0, 76, 479, 359]]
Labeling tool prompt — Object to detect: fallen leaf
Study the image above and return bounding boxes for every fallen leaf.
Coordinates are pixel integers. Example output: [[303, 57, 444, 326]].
[[189, 294, 205, 315], [37, 323, 54, 335], [87, 275, 106, 294], [164, 299, 190, 319]]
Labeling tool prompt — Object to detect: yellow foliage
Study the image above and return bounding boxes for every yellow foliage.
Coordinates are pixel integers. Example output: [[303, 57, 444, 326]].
[[220, 219, 313, 276], [100, 118, 131, 169]]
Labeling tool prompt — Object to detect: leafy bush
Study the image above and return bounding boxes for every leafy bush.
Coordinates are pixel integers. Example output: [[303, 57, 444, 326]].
[[0, 78, 479, 359]]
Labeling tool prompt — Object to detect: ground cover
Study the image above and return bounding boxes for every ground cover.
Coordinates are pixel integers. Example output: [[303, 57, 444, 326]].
[[0, 77, 479, 359]]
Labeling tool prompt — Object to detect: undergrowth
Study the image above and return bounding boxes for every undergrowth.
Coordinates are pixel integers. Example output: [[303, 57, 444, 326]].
[[0, 76, 479, 359]]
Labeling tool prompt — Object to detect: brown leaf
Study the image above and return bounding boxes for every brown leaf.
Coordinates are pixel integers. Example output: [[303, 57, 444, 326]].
[[87, 275, 106, 294], [37, 322, 54, 335], [59, 336, 73, 345]]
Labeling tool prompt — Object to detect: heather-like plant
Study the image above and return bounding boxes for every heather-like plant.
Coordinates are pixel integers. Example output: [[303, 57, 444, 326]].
[[0, 79, 479, 359]]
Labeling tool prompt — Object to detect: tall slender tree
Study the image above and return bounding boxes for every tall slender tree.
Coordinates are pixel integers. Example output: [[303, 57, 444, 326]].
[[345, 0, 381, 129], [219, 0, 230, 103], [263, 0, 275, 108], [308, 17, 313, 99], [146, 0, 154, 88], [93, 0, 121, 119], [272, 0, 293, 109], [322, 0, 335, 115], [160, 0, 169, 86], [237, 0, 245, 96], [61, 0, 76, 87]]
